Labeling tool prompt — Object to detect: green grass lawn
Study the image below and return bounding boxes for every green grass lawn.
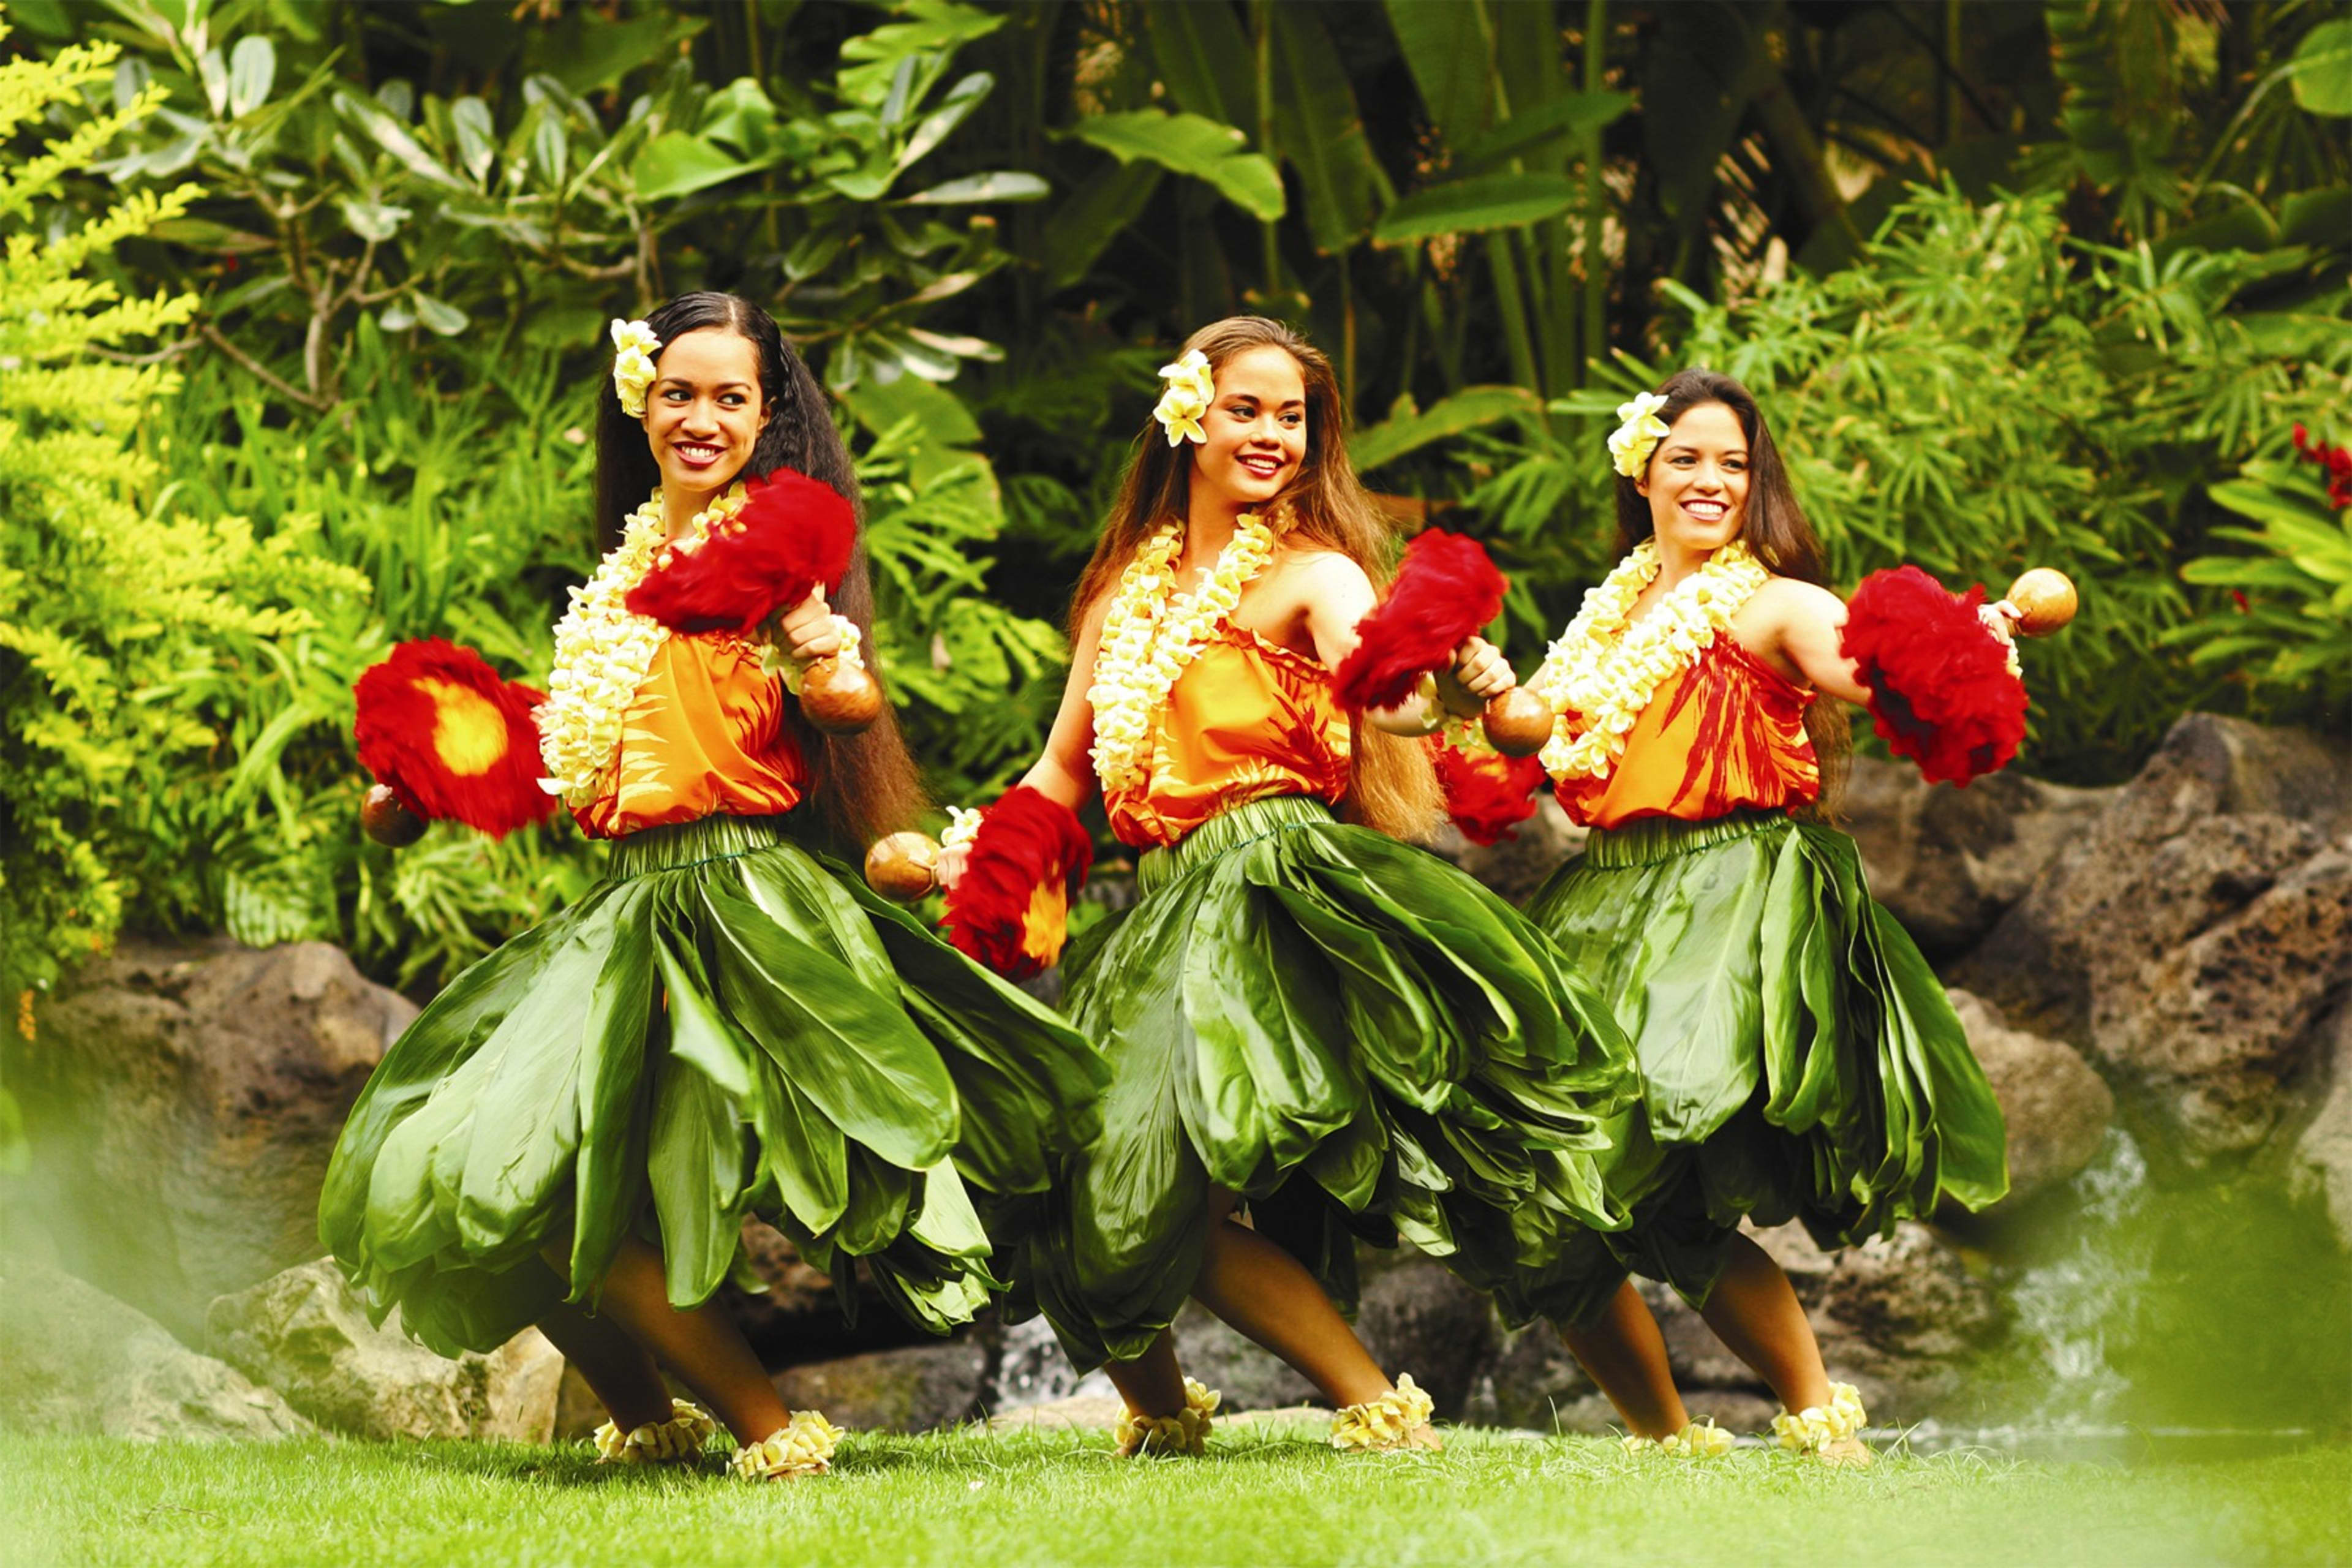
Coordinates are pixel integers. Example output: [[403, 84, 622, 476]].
[[4, 1425, 2345, 1568]]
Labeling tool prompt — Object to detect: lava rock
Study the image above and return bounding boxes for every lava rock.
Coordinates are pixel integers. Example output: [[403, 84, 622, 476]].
[[771, 1335, 992, 1433], [1946, 988, 2115, 1208], [205, 1258, 561, 1442], [12, 940, 414, 1343], [0, 1257, 313, 1442]]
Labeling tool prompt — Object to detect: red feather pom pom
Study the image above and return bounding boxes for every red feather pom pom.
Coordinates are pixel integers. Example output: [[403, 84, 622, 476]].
[[1334, 530, 1507, 712], [1433, 741, 1548, 846], [941, 786, 1093, 982], [353, 639, 556, 837], [1841, 566, 2028, 786], [623, 467, 856, 636]]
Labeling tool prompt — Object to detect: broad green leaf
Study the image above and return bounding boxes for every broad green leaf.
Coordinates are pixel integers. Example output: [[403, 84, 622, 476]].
[[1036, 159, 1163, 289], [2289, 20, 2352, 117], [840, 375, 982, 448], [1270, 4, 1381, 254], [1353, 386, 1546, 472], [411, 293, 469, 336], [1454, 91, 1634, 174], [631, 132, 760, 202], [895, 71, 993, 176], [1065, 110, 1283, 222], [532, 110, 568, 187], [227, 35, 274, 118], [838, 1, 1005, 108], [1382, 0, 1494, 146], [1374, 173, 1577, 244], [337, 198, 410, 242], [335, 86, 467, 190], [450, 96, 495, 183], [899, 170, 1049, 204], [198, 45, 228, 118], [1142, 0, 1252, 126]]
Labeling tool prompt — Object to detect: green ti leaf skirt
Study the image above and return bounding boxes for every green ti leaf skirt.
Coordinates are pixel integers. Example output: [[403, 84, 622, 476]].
[[1017, 795, 1639, 1370], [1502, 809, 2010, 1328], [317, 812, 1107, 1358]]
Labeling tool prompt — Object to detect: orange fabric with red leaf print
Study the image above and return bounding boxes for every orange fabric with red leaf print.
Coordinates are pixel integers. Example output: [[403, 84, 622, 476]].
[[1553, 636, 1819, 831], [573, 631, 805, 839], [1103, 622, 1352, 850]]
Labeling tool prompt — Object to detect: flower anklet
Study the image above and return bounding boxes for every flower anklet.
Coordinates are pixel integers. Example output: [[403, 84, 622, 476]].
[[728, 1409, 845, 1480], [592, 1398, 717, 1465], [1621, 1417, 1734, 1458], [1115, 1378, 1221, 1456], [1771, 1382, 1869, 1462], [1329, 1374, 1436, 1452]]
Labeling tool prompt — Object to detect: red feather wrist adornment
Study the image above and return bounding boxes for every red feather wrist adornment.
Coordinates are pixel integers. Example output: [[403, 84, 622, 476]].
[[1334, 530, 1507, 712], [353, 639, 557, 837], [940, 786, 1093, 982], [1841, 566, 2027, 786], [1433, 740, 1548, 845], [623, 467, 856, 636]]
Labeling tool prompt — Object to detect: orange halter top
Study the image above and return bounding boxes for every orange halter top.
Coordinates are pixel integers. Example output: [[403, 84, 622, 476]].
[[1553, 634, 1819, 831], [1102, 620, 1352, 850], [573, 631, 805, 840]]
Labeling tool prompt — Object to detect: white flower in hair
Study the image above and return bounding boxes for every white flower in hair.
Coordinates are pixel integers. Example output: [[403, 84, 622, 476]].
[[1153, 349, 1216, 447], [1607, 390, 1672, 479], [610, 318, 662, 418]]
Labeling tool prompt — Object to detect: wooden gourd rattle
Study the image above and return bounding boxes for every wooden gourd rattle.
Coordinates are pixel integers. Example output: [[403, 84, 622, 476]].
[[1434, 668, 1557, 758], [797, 654, 885, 734], [360, 783, 428, 848], [2003, 568, 2078, 637], [864, 831, 942, 900]]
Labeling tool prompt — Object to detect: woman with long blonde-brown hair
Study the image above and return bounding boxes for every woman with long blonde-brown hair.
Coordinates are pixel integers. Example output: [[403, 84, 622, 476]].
[[940, 317, 1632, 1455]]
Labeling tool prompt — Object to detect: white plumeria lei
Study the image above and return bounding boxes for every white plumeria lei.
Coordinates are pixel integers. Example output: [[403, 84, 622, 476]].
[[610, 318, 661, 418], [1085, 507, 1284, 797], [1524, 536, 1770, 786], [1153, 349, 1215, 447], [1329, 1374, 1434, 1452], [1770, 1382, 1867, 1455], [537, 484, 748, 806]]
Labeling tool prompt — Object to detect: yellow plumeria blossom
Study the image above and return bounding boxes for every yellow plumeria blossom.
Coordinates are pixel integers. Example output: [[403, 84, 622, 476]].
[[1329, 1373, 1435, 1452], [1621, 1417, 1734, 1458], [1115, 1377, 1221, 1457], [610, 317, 662, 418], [592, 1398, 716, 1465], [1524, 537, 1770, 786], [1086, 508, 1284, 797], [729, 1409, 844, 1480], [1153, 348, 1216, 447], [1770, 1382, 1867, 1455], [939, 805, 984, 852], [538, 484, 749, 807], [1607, 390, 1672, 479]]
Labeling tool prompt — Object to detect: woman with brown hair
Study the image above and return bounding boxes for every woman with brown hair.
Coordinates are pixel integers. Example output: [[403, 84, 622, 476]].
[[318, 293, 1105, 1480], [1495, 367, 2013, 1463], [944, 317, 1632, 1455]]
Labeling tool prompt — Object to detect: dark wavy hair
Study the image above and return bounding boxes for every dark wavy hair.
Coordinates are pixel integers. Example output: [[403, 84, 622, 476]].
[[1614, 366, 1850, 814], [591, 291, 922, 851]]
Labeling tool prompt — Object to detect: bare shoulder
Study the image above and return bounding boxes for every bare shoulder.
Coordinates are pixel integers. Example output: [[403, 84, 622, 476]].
[[1274, 545, 1369, 589], [1744, 573, 1847, 629]]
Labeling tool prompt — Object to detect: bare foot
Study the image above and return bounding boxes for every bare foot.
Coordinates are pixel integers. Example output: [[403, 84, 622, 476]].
[[1812, 1436, 1873, 1468]]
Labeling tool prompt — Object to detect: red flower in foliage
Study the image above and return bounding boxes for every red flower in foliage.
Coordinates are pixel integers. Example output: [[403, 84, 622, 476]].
[[624, 467, 857, 635], [1839, 567, 2027, 787], [1334, 530, 1507, 712], [354, 639, 556, 837], [2288, 422, 2352, 510], [1433, 741, 1547, 846], [940, 786, 1093, 981]]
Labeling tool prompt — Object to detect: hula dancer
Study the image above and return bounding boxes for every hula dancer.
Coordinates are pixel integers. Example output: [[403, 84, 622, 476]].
[[318, 293, 1105, 1479], [937, 317, 1634, 1456], [1474, 368, 2019, 1464]]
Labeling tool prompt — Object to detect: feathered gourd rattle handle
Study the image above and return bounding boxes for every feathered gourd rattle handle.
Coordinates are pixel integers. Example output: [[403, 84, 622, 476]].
[[1333, 529, 1555, 756]]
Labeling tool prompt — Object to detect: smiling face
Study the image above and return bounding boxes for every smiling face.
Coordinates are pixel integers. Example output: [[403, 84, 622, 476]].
[[1637, 399, 1750, 557], [1192, 344, 1308, 510], [643, 326, 767, 507]]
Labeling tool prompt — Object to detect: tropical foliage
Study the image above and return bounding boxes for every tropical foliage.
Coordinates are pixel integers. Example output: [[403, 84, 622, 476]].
[[2, 0, 2345, 998]]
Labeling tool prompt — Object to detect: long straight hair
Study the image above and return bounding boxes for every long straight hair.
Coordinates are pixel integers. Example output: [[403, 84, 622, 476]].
[[592, 291, 922, 851], [1075, 316, 1442, 840], [1615, 366, 1850, 814]]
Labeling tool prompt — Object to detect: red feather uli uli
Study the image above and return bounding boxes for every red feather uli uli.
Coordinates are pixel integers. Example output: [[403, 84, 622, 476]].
[[353, 639, 556, 837], [1334, 530, 1508, 712]]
